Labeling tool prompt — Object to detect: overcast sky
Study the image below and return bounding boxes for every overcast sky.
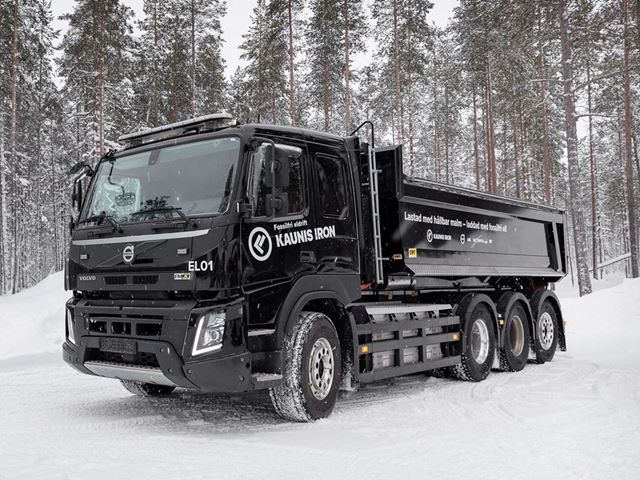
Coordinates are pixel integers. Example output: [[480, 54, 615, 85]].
[[51, 0, 459, 79]]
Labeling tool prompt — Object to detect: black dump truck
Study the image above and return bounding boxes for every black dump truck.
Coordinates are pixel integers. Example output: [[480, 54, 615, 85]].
[[63, 114, 567, 421]]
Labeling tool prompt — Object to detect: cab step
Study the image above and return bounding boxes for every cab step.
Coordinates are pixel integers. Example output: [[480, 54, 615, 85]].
[[251, 372, 283, 389]]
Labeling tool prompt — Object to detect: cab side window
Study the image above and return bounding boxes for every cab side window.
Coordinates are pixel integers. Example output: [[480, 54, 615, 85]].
[[248, 145, 305, 217], [316, 154, 348, 218]]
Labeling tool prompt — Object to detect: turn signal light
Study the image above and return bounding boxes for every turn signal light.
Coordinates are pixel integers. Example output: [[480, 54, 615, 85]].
[[361, 345, 369, 353], [452, 333, 460, 341]]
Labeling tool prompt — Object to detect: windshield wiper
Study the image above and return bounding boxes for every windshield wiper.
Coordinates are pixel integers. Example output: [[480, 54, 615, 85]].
[[130, 206, 190, 224], [78, 212, 120, 232]]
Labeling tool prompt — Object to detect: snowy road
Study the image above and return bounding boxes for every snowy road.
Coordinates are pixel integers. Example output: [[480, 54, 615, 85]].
[[1, 278, 639, 479]]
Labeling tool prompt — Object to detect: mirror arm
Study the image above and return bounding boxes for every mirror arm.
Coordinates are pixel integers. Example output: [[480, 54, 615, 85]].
[[236, 201, 251, 217], [249, 136, 276, 152], [270, 197, 282, 211]]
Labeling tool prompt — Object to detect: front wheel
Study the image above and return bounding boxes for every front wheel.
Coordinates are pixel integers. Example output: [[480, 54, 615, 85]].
[[270, 311, 341, 422]]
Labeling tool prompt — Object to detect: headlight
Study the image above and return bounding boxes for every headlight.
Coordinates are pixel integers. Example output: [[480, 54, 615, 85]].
[[66, 309, 76, 345], [192, 311, 225, 356]]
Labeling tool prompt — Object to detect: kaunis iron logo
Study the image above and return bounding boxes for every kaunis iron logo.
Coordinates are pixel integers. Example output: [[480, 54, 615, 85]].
[[248, 227, 272, 262], [122, 244, 135, 264]]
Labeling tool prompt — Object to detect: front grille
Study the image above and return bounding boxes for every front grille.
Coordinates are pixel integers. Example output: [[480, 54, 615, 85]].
[[104, 275, 159, 285], [105, 276, 127, 285], [132, 275, 158, 285], [136, 323, 162, 336], [88, 320, 107, 333], [88, 317, 162, 337]]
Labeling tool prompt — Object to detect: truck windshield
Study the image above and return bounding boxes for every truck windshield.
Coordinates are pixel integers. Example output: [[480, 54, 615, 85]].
[[80, 136, 240, 226]]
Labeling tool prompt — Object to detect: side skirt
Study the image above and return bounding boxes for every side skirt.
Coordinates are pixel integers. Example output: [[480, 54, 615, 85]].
[[352, 303, 461, 384]]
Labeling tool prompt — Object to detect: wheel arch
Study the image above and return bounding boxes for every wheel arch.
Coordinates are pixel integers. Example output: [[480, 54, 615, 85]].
[[274, 274, 360, 380], [453, 292, 500, 348], [529, 289, 566, 351], [302, 297, 357, 387]]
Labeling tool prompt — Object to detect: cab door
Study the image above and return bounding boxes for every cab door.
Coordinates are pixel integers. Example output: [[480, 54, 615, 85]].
[[240, 140, 315, 326], [308, 142, 359, 275]]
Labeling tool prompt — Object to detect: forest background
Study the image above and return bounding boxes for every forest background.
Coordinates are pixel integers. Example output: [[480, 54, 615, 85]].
[[0, 0, 638, 297]]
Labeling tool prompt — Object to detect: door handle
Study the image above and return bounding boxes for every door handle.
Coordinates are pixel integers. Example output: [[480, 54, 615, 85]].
[[300, 251, 316, 263]]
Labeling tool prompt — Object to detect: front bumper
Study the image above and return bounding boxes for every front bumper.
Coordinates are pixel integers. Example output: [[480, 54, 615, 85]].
[[63, 339, 253, 392], [62, 297, 263, 393]]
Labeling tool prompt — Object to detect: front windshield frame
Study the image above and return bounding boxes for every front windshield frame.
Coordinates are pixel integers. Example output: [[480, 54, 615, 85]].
[[78, 133, 243, 228]]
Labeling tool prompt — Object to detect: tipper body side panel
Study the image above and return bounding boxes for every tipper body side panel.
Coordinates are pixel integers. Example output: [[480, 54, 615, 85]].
[[374, 146, 566, 284]]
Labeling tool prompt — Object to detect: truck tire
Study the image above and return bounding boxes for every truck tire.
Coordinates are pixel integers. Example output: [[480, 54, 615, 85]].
[[533, 300, 559, 364], [120, 380, 175, 397], [270, 311, 341, 422], [498, 302, 530, 372], [452, 302, 496, 382]]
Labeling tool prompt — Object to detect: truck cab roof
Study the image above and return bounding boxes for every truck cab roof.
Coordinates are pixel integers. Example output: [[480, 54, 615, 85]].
[[117, 114, 353, 154]]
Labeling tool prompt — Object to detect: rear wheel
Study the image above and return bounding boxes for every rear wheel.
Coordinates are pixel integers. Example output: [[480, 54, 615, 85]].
[[270, 311, 341, 422], [452, 302, 496, 382], [120, 380, 175, 397], [498, 302, 530, 372], [533, 300, 559, 364]]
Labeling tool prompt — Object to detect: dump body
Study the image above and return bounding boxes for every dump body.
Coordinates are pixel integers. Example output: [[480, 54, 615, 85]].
[[373, 146, 566, 288]]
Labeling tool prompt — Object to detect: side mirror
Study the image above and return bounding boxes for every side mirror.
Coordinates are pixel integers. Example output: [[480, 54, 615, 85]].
[[264, 146, 293, 189], [68, 161, 93, 178], [71, 180, 83, 212]]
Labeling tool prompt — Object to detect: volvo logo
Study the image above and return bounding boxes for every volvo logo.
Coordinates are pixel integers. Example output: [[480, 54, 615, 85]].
[[248, 227, 272, 262], [122, 244, 135, 264]]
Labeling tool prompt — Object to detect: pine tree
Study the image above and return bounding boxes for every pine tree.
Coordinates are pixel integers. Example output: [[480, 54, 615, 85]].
[[372, 0, 433, 169], [186, 0, 227, 116], [304, 0, 343, 132], [622, 0, 639, 277], [239, 0, 289, 124], [0, 0, 65, 293], [58, 0, 134, 161], [302, 0, 365, 133], [133, 0, 169, 128], [558, 0, 593, 295]]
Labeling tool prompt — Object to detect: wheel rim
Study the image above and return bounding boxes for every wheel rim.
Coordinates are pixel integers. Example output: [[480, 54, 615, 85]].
[[538, 312, 554, 350], [470, 318, 490, 364], [509, 314, 525, 356], [308, 337, 334, 400]]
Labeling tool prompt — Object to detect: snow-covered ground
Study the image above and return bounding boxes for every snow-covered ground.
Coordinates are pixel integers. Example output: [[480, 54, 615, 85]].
[[0, 274, 639, 479]]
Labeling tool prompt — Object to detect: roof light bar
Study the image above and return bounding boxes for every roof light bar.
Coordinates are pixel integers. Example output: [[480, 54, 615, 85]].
[[118, 113, 236, 148]]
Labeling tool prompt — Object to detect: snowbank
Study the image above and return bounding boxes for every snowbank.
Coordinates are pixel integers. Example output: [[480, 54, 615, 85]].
[[561, 277, 640, 368], [0, 271, 66, 360]]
